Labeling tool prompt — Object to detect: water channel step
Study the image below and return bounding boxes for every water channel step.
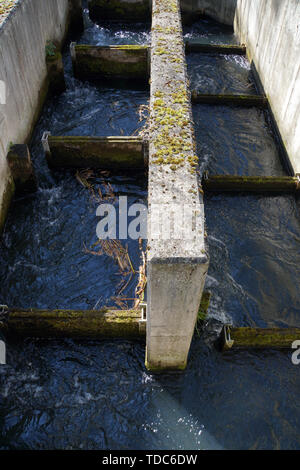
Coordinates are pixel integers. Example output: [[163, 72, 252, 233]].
[[0, 307, 145, 339], [192, 93, 267, 108], [71, 43, 149, 83], [42, 133, 148, 170], [220, 325, 300, 351], [0, 292, 211, 340], [202, 175, 300, 193], [185, 42, 246, 55]]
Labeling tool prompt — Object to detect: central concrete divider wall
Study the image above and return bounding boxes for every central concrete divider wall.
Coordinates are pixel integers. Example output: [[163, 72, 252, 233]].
[[0, 0, 82, 233], [146, 0, 209, 371]]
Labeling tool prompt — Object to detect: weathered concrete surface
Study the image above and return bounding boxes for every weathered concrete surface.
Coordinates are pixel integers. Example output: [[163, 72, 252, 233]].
[[7, 144, 37, 193], [0, 0, 82, 233], [72, 44, 149, 82], [44, 134, 147, 170], [147, 0, 209, 371], [181, 0, 237, 25], [88, 0, 151, 22], [234, 0, 300, 174]]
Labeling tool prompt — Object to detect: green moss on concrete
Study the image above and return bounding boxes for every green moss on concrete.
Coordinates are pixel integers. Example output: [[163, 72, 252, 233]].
[[145, 358, 187, 373], [197, 291, 211, 322]]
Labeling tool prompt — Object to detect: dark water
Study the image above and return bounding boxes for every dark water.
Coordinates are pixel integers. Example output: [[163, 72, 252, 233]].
[[193, 105, 286, 176], [79, 7, 151, 46], [184, 17, 237, 45], [205, 194, 300, 328], [0, 13, 300, 450], [187, 54, 256, 95], [0, 336, 299, 450]]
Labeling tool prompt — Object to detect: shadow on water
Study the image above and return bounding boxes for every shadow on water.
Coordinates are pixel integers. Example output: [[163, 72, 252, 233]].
[[1, 334, 300, 450]]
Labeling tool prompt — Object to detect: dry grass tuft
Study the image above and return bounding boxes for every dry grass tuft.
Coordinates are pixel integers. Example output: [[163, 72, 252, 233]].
[[0, 0, 17, 25]]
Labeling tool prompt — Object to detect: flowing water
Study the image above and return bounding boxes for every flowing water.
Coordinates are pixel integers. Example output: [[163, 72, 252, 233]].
[[0, 12, 299, 450]]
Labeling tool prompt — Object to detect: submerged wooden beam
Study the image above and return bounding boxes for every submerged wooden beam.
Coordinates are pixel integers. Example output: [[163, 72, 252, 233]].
[[71, 44, 149, 83], [0, 308, 144, 339], [202, 175, 300, 193], [220, 325, 300, 351], [185, 42, 246, 55], [192, 93, 267, 108], [42, 133, 147, 171]]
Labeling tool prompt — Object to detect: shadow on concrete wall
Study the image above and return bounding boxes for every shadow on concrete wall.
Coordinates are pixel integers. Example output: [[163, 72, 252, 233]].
[[181, 0, 237, 26]]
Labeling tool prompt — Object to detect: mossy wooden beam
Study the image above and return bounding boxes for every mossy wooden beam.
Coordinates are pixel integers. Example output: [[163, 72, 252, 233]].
[[0, 292, 211, 340], [88, 0, 151, 23], [42, 133, 147, 171], [0, 308, 144, 339], [192, 93, 267, 108], [202, 175, 300, 193], [220, 325, 300, 351], [45, 42, 66, 95], [7, 144, 37, 194], [185, 42, 246, 55], [0, 178, 15, 236], [71, 44, 149, 83]]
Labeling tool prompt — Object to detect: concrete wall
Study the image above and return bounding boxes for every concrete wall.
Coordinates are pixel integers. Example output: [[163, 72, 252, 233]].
[[147, 0, 208, 371], [234, 0, 300, 175], [0, 0, 72, 232]]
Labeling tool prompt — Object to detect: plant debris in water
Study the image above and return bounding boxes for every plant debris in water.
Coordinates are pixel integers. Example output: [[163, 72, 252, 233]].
[[84, 238, 146, 310], [75, 168, 116, 202]]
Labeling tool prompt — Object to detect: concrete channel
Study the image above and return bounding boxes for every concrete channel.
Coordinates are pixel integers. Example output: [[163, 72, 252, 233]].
[[0, 0, 299, 374]]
